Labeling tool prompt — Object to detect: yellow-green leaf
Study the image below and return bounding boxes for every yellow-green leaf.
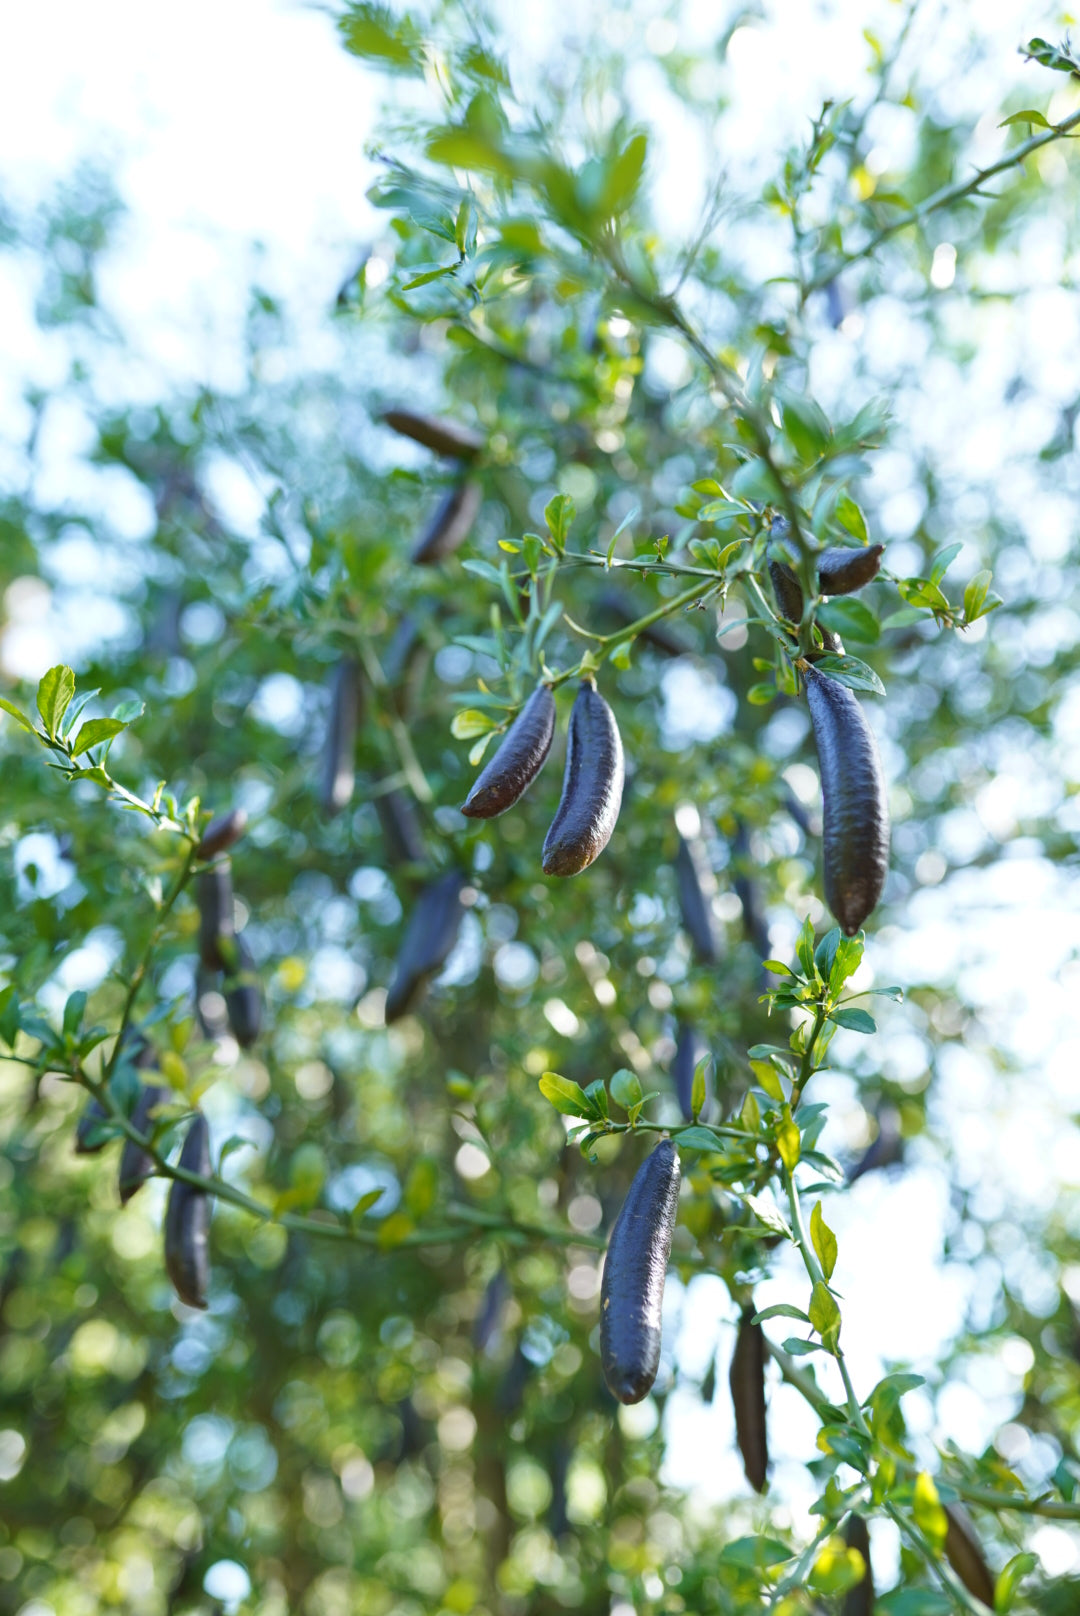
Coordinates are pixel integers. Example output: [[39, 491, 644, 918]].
[[808, 1281, 841, 1353], [912, 1471, 948, 1553], [451, 708, 497, 740], [810, 1199, 838, 1281], [538, 1071, 590, 1118], [776, 1116, 801, 1172], [751, 1059, 785, 1102]]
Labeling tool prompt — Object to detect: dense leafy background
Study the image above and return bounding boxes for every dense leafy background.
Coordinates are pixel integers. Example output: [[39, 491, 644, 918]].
[[1, 2, 1080, 1613]]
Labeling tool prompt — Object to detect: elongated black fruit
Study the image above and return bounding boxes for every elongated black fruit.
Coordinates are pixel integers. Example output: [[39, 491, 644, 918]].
[[197, 862, 235, 971], [382, 408, 484, 461], [769, 557, 805, 624], [374, 788, 427, 866], [804, 665, 890, 936], [600, 1139, 680, 1404], [542, 683, 624, 877], [848, 1106, 903, 1183], [224, 937, 262, 1048], [842, 1514, 874, 1616], [412, 481, 482, 563], [818, 544, 884, 596], [944, 1504, 994, 1606], [164, 1114, 211, 1309], [671, 1023, 700, 1122], [732, 823, 771, 959], [461, 684, 556, 819], [473, 1269, 510, 1352], [118, 1083, 168, 1204], [730, 1308, 769, 1491], [321, 658, 361, 817], [75, 1097, 109, 1155], [385, 871, 466, 1023], [195, 808, 247, 861], [675, 834, 717, 963]]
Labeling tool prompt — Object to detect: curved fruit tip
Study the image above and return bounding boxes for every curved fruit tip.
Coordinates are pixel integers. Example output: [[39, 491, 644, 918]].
[[605, 1357, 658, 1406]]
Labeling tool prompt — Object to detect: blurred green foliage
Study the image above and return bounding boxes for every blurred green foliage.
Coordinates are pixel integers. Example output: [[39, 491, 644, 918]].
[[0, 3, 1079, 1613]]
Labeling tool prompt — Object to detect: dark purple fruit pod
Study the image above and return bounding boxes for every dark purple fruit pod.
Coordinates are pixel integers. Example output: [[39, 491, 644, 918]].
[[729, 1307, 768, 1492], [542, 683, 624, 878], [384, 871, 466, 1024], [321, 658, 362, 818], [671, 1024, 701, 1123], [768, 557, 804, 625], [374, 788, 427, 866], [943, 1504, 994, 1606], [599, 1140, 680, 1404], [674, 833, 718, 964], [74, 1097, 110, 1155], [842, 1514, 874, 1616], [164, 1113, 211, 1309], [197, 861, 235, 972], [817, 544, 884, 596], [381, 409, 484, 461], [194, 808, 248, 862], [118, 1084, 169, 1204], [224, 936, 262, 1048], [461, 684, 556, 820], [804, 665, 890, 937], [412, 481, 482, 563]]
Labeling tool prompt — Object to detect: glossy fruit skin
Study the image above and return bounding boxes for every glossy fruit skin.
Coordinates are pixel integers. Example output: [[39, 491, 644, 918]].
[[412, 481, 482, 563], [461, 685, 556, 819], [382, 409, 484, 461], [375, 788, 427, 865], [674, 834, 717, 963], [542, 683, 624, 877], [671, 1023, 700, 1123], [769, 557, 804, 624], [804, 666, 890, 937], [729, 1308, 768, 1492], [164, 1114, 211, 1309], [118, 1083, 168, 1204], [818, 543, 884, 595], [224, 937, 262, 1048], [74, 1098, 109, 1155], [195, 808, 248, 861], [842, 1515, 874, 1615], [384, 871, 466, 1023], [944, 1505, 994, 1605], [600, 1140, 681, 1404], [197, 862, 235, 971], [321, 658, 362, 817]]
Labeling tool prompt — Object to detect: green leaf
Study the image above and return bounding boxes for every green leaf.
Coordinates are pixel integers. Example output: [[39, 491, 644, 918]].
[[796, 915, 817, 978], [751, 1303, 810, 1325], [583, 1079, 608, 1119], [352, 1187, 386, 1218], [610, 1068, 642, 1111], [762, 958, 794, 978], [718, 1536, 793, 1570], [544, 493, 575, 550], [963, 568, 993, 623], [809, 1200, 838, 1281], [111, 698, 145, 724], [994, 1551, 1037, 1611], [776, 1113, 801, 1171], [340, 4, 424, 73], [834, 493, 868, 543], [780, 391, 832, 462], [830, 1007, 876, 1034], [690, 1054, 708, 1121], [929, 542, 962, 586], [814, 927, 841, 981], [819, 597, 879, 644], [881, 606, 930, 630], [999, 109, 1052, 129], [62, 991, 87, 1039], [604, 132, 648, 214], [0, 697, 35, 733], [451, 709, 497, 740], [461, 558, 503, 586], [750, 1059, 785, 1103], [36, 664, 76, 740], [70, 717, 126, 757], [402, 262, 459, 290], [876, 1594, 952, 1616], [744, 1192, 793, 1240], [538, 1072, 591, 1118], [809, 655, 885, 697], [808, 1281, 841, 1352], [747, 682, 776, 705], [912, 1472, 948, 1553], [675, 1125, 724, 1152]]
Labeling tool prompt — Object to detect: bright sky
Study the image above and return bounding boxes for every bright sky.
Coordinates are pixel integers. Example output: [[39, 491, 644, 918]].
[[3, 0, 1080, 1588]]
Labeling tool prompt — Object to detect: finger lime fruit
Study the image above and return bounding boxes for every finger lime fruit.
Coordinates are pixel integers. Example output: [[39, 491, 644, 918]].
[[195, 808, 248, 861], [412, 481, 482, 563], [804, 665, 890, 936], [944, 1504, 994, 1606], [118, 1083, 168, 1204], [382, 409, 484, 461], [385, 871, 467, 1024], [675, 833, 717, 963], [461, 684, 556, 819], [74, 1097, 110, 1155], [600, 1139, 680, 1404], [375, 788, 427, 866], [843, 1514, 874, 1616], [769, 557, 804, 625], [224, 937, 261, 1048], [164, 1113, 211, 1309], [321, 658, 362, 817], [729, 1307, 768, 1492], [818, 544, 884, 596], [197, 861, 235, 972], [732, 823, 771, 959], [542, 682, 624, 877]]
